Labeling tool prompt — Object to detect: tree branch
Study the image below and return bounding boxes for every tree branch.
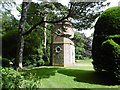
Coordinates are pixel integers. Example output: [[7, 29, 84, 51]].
[[22, 18, 44, 35], [23, 3, 72, 36]]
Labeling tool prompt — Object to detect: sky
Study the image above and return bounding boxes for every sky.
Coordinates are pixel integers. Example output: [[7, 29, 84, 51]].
[[12, 0, 120, 37], [14, 0, 120, 6], [80, 0, 120, 37]]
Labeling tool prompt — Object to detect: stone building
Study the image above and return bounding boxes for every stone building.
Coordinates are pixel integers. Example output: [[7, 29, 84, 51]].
[[51, 21, 75, 67]]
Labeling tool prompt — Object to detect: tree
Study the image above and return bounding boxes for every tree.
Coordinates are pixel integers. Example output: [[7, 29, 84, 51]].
[[1, 1, 17, 33], [74, 32, 86, 59], [16, 1, 109, 68], [74, 31, 92, 60], [16, 2, 70, 68], [83, 36, 92, 58], [24, 2, 68, 63], [69, 2, 109, 30], [2, 13, 44, 67], [16, 1, 31, 69]]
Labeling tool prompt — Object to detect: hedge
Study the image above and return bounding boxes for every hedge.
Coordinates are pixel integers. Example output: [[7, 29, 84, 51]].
[[92, 7, 120, 80]]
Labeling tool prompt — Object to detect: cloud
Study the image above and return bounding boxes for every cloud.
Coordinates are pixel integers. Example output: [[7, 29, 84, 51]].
[[107, 0, 120, 7], [58, 0, 70, 6]]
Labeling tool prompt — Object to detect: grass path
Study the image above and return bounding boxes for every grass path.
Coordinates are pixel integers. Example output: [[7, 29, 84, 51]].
[[22, 60, 120, 88]]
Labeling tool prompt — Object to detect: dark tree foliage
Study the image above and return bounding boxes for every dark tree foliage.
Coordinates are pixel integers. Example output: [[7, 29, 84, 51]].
[[83, 36, 92, 57], [92, 7, 120, 81], [74, 32, 86, 59], [26, 2, 68, 25], [74, 32, 92, 60]]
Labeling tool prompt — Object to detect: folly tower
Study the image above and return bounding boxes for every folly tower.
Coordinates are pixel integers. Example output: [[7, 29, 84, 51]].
[[51, 21, 75, 67]]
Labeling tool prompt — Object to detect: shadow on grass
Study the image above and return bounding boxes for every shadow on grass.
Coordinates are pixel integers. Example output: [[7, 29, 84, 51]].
[[57, 69, 119, 85], [22, 67, 60, 79], [22, 67, 119, 86]]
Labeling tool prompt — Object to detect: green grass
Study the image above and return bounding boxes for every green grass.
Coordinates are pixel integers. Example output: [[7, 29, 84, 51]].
[[21, 60, 119, 88], [75, 59, 93, 65]]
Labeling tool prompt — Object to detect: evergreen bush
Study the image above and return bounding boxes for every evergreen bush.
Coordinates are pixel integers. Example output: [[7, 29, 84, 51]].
[[92, 7, 120, 81]]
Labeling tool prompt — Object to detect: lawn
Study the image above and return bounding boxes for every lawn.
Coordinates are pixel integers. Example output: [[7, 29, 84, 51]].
[[21, 59, 119, 88]]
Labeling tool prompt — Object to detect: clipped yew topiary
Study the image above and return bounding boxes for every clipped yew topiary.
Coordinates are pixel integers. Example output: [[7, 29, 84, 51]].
[[92, 7, 120, 81]]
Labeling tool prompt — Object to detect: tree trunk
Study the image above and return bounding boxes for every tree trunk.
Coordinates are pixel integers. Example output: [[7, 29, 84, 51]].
[[43, 16, 47, 54], [42, 16, 48, 62], [16, 1, 31, 69], [17, 34, 24, 69]]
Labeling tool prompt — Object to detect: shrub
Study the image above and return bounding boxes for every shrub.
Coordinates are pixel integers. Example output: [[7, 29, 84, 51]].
[[2, 67, 24, 88], [1, 67, 41, 88], [92, 7, 120, 63], [102, 36, 120, 80], [1, 58, 10, 67], [92, 7, 120, 80], [101, 36, 120, 69]]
